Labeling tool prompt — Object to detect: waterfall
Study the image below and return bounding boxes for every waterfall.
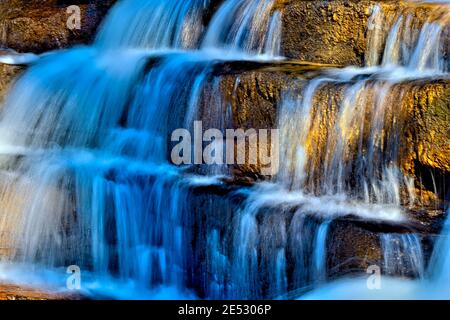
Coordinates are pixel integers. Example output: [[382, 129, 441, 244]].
[[270, 0, 448, 297], [96, 0, 210, 50], [365, 3, 449, 72], [312, 221, 330, 284], [275, 1, 449, 207], [277, 79, 416, 206], [203, 0, 282, 56], [429, 208, 450, 283], [0, 0, 448, 300], [96, 0, 282, 56], [229, 194, 334, 299], [381, 234, 425, 278], [0, 0, 285, 298]]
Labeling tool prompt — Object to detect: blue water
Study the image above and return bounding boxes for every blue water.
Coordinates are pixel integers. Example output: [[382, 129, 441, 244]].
[[0, 0, 448, 300]]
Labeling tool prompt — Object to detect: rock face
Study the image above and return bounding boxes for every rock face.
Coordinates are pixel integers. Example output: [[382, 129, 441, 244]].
[[0, 0, 116, 103], [0, 63, 22, 104], [400, 81, 450, 208], [0, 0, 116, 53], [281, 0, 372, 66], [279, 0, 450, 66], [215, 65, 449, 209]]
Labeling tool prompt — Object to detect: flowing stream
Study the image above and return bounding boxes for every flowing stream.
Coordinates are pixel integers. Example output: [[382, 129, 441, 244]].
[[0, 0, 448, 299]]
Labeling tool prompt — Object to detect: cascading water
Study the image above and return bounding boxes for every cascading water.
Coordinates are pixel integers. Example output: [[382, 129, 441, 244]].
[[0, 0, 284, 299], [381, 234, 425, 278], [0, 0, 448, 300], [230, 0, 449, 299], [365, 3, 449, 72], [96, 0, 210, 50], [294, 1, 449, 299], [203, 0, 282, 56]]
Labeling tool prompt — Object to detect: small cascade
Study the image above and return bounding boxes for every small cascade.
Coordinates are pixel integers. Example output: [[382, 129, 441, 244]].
[[428, 208, 450, 283], [380, 234, 425, 278], [96, 0, 282, 56], [96, 0, 210, 50], [277, 79, 417, 207], [227, 200, 334, 299], [312, 221, 330, 284], [203, 0, 282, 56], [365, 3, 449, 72]]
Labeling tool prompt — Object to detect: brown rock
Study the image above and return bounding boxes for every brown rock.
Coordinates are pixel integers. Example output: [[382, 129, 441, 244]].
[[0, 0, 116, 53], [400, 80, 450, 208], [280, 0, 374, 66], [0, 283, 81, 300], [279, 0, 449, 66], [0, 63, 22, 104], [210, 65, 449, 209]]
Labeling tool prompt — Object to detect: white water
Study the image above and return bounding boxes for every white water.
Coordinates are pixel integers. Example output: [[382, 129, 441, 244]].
[[0, 52, 39, 65], [302, 208, 450, 299], [203, 0, 282, 56], [381, 234, 425, 278], [96, 0, 210, 50], [96, 0, 282, 57], [365, 3, 449, 72], [239, 0, 449, 299], [0, 0, 448, 300], [0, 0, 285, 299], [296, 1, 450, 299]]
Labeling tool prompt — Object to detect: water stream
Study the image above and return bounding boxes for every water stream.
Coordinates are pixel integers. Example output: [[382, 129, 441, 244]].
[[0, 0, 448, 299]]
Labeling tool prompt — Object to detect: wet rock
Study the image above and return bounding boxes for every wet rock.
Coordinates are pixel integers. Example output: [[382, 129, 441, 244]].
[[279, 0, 449, 66], [327, 219, 382, 279], [400, 80, 450, 208], [0, 63, 22, 104], [0, 0, 116, 53], [214, 67, 449, 209]]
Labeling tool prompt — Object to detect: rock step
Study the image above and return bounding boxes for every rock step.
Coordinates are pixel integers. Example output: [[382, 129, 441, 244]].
[[280, 0, 449, 65], [0, 0, 116, 53], [209, 63, 449, 207], [0, 283, 81, 300], [0, 63, 22, 104], [1, 57, 447, 208], [0, 1, 448, 67]]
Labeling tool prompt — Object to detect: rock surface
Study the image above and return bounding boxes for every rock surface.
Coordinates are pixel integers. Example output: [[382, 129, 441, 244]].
[[0, 283, 80, 300], [215, 65, 449, 209], [0, 0, 116, 103], [0, 0, 116, 53], [0, 63, 22, 104], [279, 0, 450, 66], [400, 80, 450, 208], [280, 0, 372, 66]]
